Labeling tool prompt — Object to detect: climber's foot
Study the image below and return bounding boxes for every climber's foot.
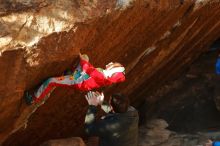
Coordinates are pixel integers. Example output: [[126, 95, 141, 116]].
[[64, 69, 74, 75], [24, 91, 34, 105]]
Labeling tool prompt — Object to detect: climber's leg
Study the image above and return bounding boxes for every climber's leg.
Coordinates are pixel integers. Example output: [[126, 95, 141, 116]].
[[33, 75, 77, 103]]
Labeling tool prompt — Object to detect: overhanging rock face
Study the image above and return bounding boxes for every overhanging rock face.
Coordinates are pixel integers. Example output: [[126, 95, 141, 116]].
[[1, 0, 220, 146]]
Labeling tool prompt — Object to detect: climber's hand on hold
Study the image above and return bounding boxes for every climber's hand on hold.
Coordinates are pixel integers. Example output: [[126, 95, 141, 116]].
[[79, 53, 89, 61], [85, 91, 104, 106], [79, 53, 83, 59]]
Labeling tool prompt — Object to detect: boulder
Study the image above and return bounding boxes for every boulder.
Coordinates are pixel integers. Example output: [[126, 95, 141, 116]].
[[1, 0, 220, 146]]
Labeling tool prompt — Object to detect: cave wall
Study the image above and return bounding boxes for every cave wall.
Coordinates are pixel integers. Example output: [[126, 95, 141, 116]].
[[0, 0, 220, 145]]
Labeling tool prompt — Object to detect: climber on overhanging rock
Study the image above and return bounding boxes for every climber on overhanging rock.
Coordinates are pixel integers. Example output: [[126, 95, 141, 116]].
[[24, 53, 125, 105], [215, 54, 220, 75], [84, 91, 139, 146]]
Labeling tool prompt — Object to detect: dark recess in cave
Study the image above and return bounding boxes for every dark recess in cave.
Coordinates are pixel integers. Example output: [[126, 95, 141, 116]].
[[139, 38, 220, 134]]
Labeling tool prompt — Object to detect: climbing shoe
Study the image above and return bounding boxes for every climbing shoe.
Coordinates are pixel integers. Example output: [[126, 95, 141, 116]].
[[24, 91, 33, 105], [64, 69, 74, 75]]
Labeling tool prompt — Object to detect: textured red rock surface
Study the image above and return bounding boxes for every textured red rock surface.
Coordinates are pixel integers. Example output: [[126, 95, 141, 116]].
[[0, 0, 220, 146]]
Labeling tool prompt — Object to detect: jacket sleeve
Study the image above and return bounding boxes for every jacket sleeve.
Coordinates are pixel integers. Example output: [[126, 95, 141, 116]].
[[80, 59, 107, 88], [101, 101, 112, 113], [80, 59, 104, 78], [80, 59, 95, 74], [85, 105, 97, 135], [84, 106, 118, 136], [85, 105, 103, 136]]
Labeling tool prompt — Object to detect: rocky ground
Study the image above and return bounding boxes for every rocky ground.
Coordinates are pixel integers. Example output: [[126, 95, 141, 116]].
[[138, 119, 220, 146]]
